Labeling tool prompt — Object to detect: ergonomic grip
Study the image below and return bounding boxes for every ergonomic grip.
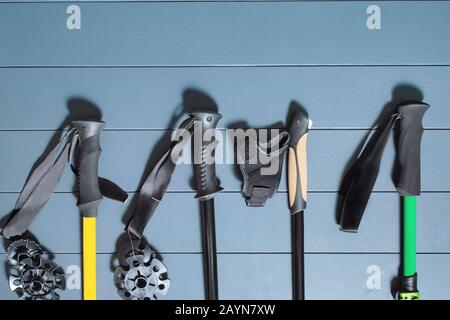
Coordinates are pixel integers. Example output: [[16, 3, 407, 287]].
[[396, 102, 430, 196], [72, 120, 105, 217], [288, 111, 311, 214], [191, 111, 223, 201]]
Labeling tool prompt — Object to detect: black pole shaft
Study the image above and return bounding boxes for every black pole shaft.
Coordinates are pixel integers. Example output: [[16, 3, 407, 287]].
[[200, 198, 219, 300], [291, 212, 305, 300]]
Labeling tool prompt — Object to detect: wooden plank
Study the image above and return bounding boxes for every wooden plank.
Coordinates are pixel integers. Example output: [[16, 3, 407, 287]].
[[0, 253, 447, 299], [0, 129, 447, 192], [1, 192, 448, 253], [0, 66, 448, 130]]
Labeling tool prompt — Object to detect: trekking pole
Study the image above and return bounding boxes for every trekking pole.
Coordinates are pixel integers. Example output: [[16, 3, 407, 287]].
[[396, 102, 429, 300], [192, 111, 223, 300], [288, 110, 311, 300], [72, 120, 105, 301]]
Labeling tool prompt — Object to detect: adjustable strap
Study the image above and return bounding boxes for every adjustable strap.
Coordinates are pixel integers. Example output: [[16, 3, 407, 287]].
[[2, 130, 75, 238], [339, 113, 401, 232], [237, 130, 290, 207], [2, 127, 127, 239], [126, 116, 197, 239], [246, 187, 273, 207]]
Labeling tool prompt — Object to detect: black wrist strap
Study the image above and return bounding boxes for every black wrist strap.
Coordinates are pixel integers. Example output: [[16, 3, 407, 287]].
[[2, 127, 127, 238], [339, 113, 401, 232], [125, 116, 198, 239]]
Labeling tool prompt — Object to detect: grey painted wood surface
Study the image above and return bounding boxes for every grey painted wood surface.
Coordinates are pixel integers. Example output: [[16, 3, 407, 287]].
[[1, 253, 449, 300], [0, 130, 447, 192], [1, 192, 449, 254], [0, 67, 449, 130], [0, 2, 450, 66]]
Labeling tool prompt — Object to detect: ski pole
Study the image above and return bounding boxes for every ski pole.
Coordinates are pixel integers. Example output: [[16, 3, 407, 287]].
[[288, 110, 311, 300], [192, 111, 223, 300], [72, 120, 105, 301], [396, 102, 429, 300]]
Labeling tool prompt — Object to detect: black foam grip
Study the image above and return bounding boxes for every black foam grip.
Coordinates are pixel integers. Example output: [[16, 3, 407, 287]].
[[191, 111, 223, 201], [396, 102, 430, 196], [72, 121, 105, 217]]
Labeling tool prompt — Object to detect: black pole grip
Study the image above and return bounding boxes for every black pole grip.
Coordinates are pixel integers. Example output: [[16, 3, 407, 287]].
[[288, 111, 311, 214], [72, 120, 105, 217], [396, 102, 430, 196], [191, 111, 223, 201]]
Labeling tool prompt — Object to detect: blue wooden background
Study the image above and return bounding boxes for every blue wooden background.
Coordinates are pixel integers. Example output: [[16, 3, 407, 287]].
[[0, 1, 449, 300]]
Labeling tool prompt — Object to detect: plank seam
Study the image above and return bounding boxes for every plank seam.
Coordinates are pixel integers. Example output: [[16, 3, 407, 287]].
[[0, 128, 448, 132], [2, 0, 450, 3], [2, 252, 449, 255], [1, 190, 449, 194], [1, 64, 450, 69]]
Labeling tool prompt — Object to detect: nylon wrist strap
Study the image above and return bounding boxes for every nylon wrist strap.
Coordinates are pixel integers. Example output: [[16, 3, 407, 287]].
[[339, 113, 401, 232], [237, 130, 290, 207], [2, 126, 127, 238], [125, 116, 197, 239]]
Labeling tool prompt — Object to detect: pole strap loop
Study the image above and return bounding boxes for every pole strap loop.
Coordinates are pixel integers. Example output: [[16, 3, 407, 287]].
[[237, 130, 290, 207], [339, 112, 401, 232], [2, 125, 127, 238], [126, 116, 197, 239]]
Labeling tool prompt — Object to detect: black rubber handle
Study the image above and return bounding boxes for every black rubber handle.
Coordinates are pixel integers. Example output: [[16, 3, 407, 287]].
[[396, 102, 430, 196], [72, 120, 105, 217], [191, 111, 223, 201], [288, 111, 310, 214]]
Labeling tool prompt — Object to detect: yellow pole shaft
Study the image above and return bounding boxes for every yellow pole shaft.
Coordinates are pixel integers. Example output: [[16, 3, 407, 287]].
[[83, 217, 96, 300]]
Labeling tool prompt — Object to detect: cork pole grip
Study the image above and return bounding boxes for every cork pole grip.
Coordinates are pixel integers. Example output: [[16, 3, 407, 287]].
[[288, 134, 308, 207]]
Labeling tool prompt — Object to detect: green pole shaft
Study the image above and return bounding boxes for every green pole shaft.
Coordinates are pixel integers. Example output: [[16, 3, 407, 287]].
[[403, 196, 417, 277]]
